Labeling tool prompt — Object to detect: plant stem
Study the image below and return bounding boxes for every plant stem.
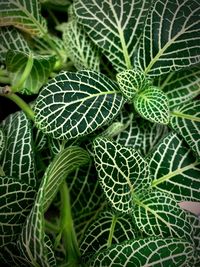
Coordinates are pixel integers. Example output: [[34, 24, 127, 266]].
[[0, 76, 10, 84], [60, 180, 80, 267], [0, 88, 34, 121], [107, 215, 117, 248], [45, 219, 60, 233]]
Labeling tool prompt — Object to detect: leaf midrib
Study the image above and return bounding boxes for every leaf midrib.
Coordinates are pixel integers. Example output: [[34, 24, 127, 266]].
[[171, 111, 200, 122]]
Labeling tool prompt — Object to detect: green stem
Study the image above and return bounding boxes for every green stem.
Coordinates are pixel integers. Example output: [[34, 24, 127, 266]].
[[60, 181, 80, 267], [0, 90, 34, 121], [0, 76, 10, 84], [11, 53, 34, 92], [45, 220, 60, 233], [107, 215, 117, 248]]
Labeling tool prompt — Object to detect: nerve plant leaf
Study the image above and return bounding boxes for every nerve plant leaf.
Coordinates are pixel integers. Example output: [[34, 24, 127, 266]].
[[62, 19, 100, 71], [134, 87, 170, 124], [156, 65, 200, 109], [133, 190, 192, 242], [6, 50, 56, 94], [137, 0, 200, 76], [0, 128, 5, 160], [93, 137, 151, 213], [0, 176, 35, 247], [74, 0, 151, 71], [88, 237, 194, 267], [0, 111, 36, 187], [147, 132, 200, 202], [0, 27, 30, 63], [34, 70, 124, 140], [0, 0, 47, 36], [170, 100, 200, 159]]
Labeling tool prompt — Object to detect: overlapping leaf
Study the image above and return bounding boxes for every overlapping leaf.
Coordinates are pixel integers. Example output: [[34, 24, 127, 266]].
[[62, 19, 100, 71], [89, 237, 194, 267], [0, 111, 36, 187], [134, 87, 170, 124], [147, 132, 200, 201], [74, 0, 151, 72], [156, 66, 200, 109], [133, 190, 192, 242], [137, 0, 200, 76], [170, 100, 200, 159], [6, 50, 56, 94], [34, 70, 124, 140], [93, 137, 151, 213], [0, 27, 30, 63], [0, 176, 35, 247], [0, 0, 47, 36]]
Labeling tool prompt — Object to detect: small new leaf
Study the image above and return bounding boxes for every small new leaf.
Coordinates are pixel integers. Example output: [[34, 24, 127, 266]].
[[134, 87, 170, 124]]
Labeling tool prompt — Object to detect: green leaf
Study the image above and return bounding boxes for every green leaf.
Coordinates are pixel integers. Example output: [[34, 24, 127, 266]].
[[156, 66, 200, 109], [62, 20, 100, 71], [115, 112, 169, 156], [42, 146, 90, 211], [93, 137, 151, 213], [134, 87, 170, 124], [74, 0, 151, 71], [0, 176, 35, 247], [34, 70, 124, 140], [0, 128, 5, 160], [89, 237, 194, 267], [116, 69, 151, 101], [137, 0, 200, 76], [133, 190, 192, 242], [0, 0, 47, 36], [0, 111, 37, 187], [147, 132, 200, 202], [0, 27, 30, 63], [170, 100, 200, 159], [80, 210, 136, 259], [6, 50, 56, 94]]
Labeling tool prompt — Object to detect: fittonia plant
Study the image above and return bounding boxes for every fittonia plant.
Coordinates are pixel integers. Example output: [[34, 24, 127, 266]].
[[0, 0, 200, 266]]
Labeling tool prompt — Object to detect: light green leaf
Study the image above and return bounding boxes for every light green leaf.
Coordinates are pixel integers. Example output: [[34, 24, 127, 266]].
[[89, 237, 194, 267], [116, 69, 151, 101], [0, 111, 36, 187], [0, 128, 5, 160], [137, 0, 200, 76], [0, 176, 35, 247], [114, 110, 169, 156], [133, 190, 192, 242], [134, 87, 170, 124], [93, 137, 151, 213], [0, 0, 47, 36], [80, 210, 136, 259], [170, 100, 200, 159], [6, 50, 56, 94], [156, 66, 200, 109], [0, 27, 30, 63], [74, 0, 151, 72], [34, 70, 124, 140], [147, 132, 200, 202], [62, 20, 100, 71], [42, 146, 90, 211]]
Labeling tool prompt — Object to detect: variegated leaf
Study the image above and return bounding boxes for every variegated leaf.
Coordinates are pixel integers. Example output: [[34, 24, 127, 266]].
[[133, 190, 192, 242], [0, 128, 5, 160], [62, 19, 100, 71], [134, 87, 170, 124], [0, 0, 47, 36], [80, 210, 136, 256], [0, 176, 35, 247], [137, 0, 200, 76], [170, 100, 200, 159], [74, 0, 151, 72], [89, 237, 194, 267], [34, 70, 124, 140], [0, 27, 30, 63], [156, 66, 200, 109], [147, 132, 200, 201], [0, 111, 36, 187], [6, 50, 56, 94], [116, 69, 151, 100], [93, 137, 151, 213]]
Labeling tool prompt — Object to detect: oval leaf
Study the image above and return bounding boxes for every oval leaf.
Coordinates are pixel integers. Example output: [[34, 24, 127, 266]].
[[134, 87, 170, 124], [34, 70, 124, 140]]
